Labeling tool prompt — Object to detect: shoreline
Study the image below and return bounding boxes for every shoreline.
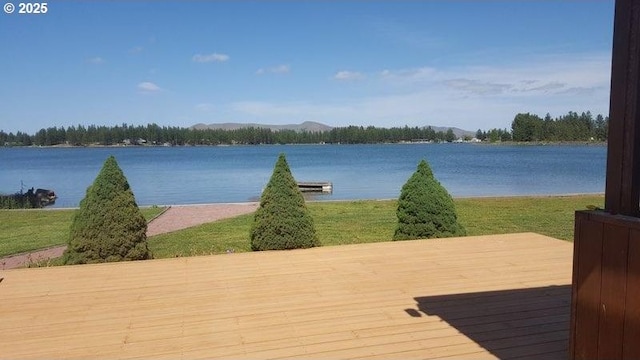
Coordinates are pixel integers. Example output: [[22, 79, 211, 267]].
[[1, 140, 608, 149], [474, 141, 606, 147], [21, 193, 605, 211], [0, 193, 605, 269]]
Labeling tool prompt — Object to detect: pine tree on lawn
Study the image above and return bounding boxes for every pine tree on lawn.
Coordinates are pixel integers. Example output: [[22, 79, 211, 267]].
[[250, 153, 320, 250], [64, 155, 152, 264], [394, 159, 466, 240]]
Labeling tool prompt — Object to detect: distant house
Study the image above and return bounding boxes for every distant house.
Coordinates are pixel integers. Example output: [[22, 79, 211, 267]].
[[122, 138, 148, 146]]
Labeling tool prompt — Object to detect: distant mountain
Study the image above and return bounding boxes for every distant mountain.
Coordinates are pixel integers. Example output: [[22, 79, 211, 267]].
[[191, 121, 333, 132], [425, 126, 476, 139], [191, 121, 476, 138]]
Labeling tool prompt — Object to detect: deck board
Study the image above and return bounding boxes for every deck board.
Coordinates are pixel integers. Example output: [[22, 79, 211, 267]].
[[0, 233, 573, 359]]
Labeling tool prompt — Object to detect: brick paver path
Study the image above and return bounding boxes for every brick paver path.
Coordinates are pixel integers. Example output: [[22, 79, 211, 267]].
[[1, 203, 259, 270]]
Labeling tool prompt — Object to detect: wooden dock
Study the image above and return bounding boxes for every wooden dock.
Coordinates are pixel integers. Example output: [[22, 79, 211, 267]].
[[0, 233, 572, 359], [297, 181, 333, 193]]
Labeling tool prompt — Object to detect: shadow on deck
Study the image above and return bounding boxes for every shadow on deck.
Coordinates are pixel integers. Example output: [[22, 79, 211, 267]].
[[411, 285, 570, 360]]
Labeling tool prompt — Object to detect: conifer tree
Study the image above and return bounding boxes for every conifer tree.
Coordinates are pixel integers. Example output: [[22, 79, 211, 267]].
[[394, 160, 466, 240], [250, 153, 320, 250], [64, 155, 152, 264]]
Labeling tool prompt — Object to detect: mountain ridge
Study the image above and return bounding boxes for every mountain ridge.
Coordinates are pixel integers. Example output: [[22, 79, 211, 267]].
[[191, 121, 476, 138], [191, 121, 332, 133]]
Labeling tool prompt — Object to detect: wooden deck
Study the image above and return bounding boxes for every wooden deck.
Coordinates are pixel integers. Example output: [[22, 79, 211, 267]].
[[0, 233, 573, 359]]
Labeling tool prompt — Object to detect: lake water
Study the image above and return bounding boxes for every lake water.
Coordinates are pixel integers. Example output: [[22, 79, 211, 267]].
[[0, 144, 607, 208]]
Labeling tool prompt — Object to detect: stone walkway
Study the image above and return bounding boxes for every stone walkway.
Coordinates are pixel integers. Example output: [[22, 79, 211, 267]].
[[0, 203, 259, 270]]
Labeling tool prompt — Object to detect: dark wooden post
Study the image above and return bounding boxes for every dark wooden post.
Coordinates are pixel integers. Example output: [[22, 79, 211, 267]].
[[605, 0, 640, 217], [570, 1, 640, 359]]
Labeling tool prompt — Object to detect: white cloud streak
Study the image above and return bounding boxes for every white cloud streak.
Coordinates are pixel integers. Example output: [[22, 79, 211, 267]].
[[334, 70, 365, 81], [192, 53, 230, 63], [379, 67, 436, 82], [137, 82, 162, 93], [256, 64, 290, 75]]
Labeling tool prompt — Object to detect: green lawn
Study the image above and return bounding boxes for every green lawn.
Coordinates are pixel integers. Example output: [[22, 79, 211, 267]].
[[455, 195, 602, 241], [147, 195, 604, 258], [0, 207, 165, 257], [0, 195, 604, 260]]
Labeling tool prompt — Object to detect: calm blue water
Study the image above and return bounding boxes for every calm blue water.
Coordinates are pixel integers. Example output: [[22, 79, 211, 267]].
[[0, 144, 607, 208]]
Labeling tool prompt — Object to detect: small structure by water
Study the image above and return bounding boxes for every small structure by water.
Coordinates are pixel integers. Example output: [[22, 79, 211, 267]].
[[297, 181, 333, 193]]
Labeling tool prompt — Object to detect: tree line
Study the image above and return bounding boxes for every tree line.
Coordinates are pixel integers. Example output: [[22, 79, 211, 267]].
[[0, 123, 458, 146], [507, 111, 608, 142], [0, 110, 608, 147], [476, 111, 608, 143]]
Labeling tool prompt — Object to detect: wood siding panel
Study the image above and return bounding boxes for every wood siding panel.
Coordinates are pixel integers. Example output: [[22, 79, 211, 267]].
[[623, 229, 640, 359], [572, 211, 640, 360], [570, 212, 585, 360], [597, 224, 629, 359], [572, 215, 604, 360]]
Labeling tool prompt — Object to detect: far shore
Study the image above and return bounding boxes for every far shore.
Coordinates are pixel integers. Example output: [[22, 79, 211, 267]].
[[1, 140, 608, 149], [474, 140, 606, 146]]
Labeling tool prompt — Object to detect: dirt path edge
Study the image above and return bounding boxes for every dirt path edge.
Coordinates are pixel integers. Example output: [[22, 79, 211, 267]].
[[1, 202, 258, 270]]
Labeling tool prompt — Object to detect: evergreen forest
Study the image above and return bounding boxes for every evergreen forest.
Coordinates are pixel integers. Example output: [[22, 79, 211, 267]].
[[1, 111, 608, 147]]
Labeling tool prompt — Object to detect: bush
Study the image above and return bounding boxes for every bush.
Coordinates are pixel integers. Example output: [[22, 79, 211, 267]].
[[0, 194, 23, 209], [394, 159, 466, 240], [0, 187, 56, 209], [250, 153, 320, 250], [63, 155, 152, 264]]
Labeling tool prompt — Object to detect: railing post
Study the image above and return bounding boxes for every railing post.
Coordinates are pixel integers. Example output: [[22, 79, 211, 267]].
[[604, 0, 640, 216], [571, 2, 640, 359]]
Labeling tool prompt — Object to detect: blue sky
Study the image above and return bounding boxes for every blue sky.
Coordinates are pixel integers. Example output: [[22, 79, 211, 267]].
[[0, 1, 614, 134]]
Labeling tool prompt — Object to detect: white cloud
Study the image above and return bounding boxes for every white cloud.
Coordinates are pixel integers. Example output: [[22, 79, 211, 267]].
[[379, 67, 436, 82], [137, 82, 162, 93], [88, 57, 105, 65], [256, 64, 290, 75], [129, 46, 144, 54], [271, 64, 290, 74], [226, 52, 611, 131], [444, 79, 512, 95], [192, 53, 230, 63], [452, 54, 610, 95], [334, 70, 365, 81], [516, 81, 565, 93]]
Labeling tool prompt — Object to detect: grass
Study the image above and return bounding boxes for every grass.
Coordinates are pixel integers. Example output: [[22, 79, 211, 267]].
[[147, 195, 604, 258], [0, 195, 605, 260], [147, 200, 400, 257], [0, 206, 166, 258], [455, 195, 602, 241]]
